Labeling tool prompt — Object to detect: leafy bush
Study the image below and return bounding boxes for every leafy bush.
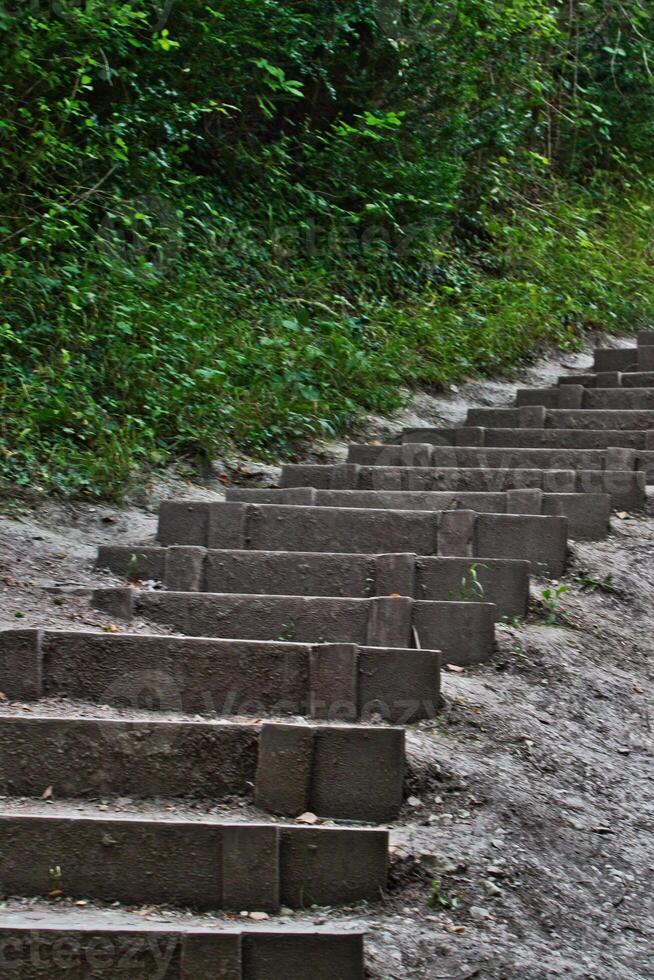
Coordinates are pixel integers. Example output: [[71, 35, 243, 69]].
[[1, 1, 653, 496]]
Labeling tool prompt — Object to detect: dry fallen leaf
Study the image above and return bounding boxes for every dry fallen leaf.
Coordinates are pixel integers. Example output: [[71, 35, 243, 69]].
[[615, 511, 630, 520], [634, 684, 643, 694], [0, 692, 7, 701], [446, 664, 465, 673], [249, 911, 269, 921], [446, 924, 466, 933], [591, 826, 613, 835], [295, 811, 319, 825], [103, 623, 120, 633], [48, 889, 63, 899], [41, 785, 54, 800]]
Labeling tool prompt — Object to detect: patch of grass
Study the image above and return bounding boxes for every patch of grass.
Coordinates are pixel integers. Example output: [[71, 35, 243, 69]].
[[428, 878, 459, 910]]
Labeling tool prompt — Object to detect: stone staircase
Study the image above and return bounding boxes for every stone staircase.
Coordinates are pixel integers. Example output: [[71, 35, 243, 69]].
[[0, 333, 649, 977]]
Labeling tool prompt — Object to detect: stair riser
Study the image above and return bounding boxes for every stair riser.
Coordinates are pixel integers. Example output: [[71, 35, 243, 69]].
[[592, 347, 654, 371], [92, 591, 496, 667], [593, 348, 638, 372], [517, 386, 654, 410], [279, 464, 643, 511], [559, 372, 654, 388], [0, 926, 364, 980], [224, 487, 609, 540], [157, 502, 568, 576], [0, 816, 388, 911], [467, 406, 654, 430], [400, 426, 652, 449], [0, 630, 441, 725], [97, 547, 530, 620], [0, 717, 404, 823]]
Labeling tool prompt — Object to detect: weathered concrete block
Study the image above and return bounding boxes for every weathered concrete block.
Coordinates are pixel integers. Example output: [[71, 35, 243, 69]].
[[154, 500, 567, 571], [0, 628, 43, 701], [225, 487, 607, 538], [620, 372, 654, 388], [181, 932, 241, 980], [638, 346, 654, 371], [8, 629, 439, 725], [415, 556, 529, 619], [278, 826, 388, 907], [254, 724, 314, 816], [637, 331, 654, 346], [375, 552, 416, 597], [593, 348, 638, 372], [606, 447, 637, 471], [221, 825, 280, 911], [0, 715, 405, 824], [90, 546, 530, 619], [166, 546, 206, 591], [516, 386, 584, 409], [309, 644, 359, 723], [437, 510, 475, 556], [479, 427, 647, 449], [542, 493, 610, 540], [476, 514, 568, 577], [506, 488, 542, 514], [0, 716, 259, 800], [90, 590, 494, 666], [239, 930, 365, 980], [310, 726, 404, 822], [0, 922, 365, 980], [96, 545, 167, 581], [427, 445, 608, 470], [0, 814, 388, 911]]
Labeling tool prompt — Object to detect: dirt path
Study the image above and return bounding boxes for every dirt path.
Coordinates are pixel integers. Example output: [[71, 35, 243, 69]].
[[0, 335, 652, 978]]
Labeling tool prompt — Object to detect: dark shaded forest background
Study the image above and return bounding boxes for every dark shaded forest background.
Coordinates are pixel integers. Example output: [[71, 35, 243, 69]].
[[1, 0, 653, 496]]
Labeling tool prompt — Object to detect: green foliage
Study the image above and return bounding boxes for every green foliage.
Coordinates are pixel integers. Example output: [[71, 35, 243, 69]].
[[1, 1, 654, 496], [539, 584, 572, 625], [428, 877, 459, 910]]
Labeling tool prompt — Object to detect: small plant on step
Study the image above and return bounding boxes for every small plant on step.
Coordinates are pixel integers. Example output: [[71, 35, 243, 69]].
[[48, 864, 64, 899], [538, 585, 572, 626], [127, 552, 146, 583], [428, 878, 459, 910], [452, 563, 487, 602], [577, 573, 622, 597]]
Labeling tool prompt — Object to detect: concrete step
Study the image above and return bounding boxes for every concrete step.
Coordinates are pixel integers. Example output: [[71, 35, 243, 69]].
[[517, 385, 654, 410], [465, 405, 654, 430], [0, 913, 365, 980], [593, 348, 638, 372], [0, 808, 388, 911], [0, 714, 404, 822], [0, 628, 441, 724], [593, 345, 654, 372], [93, 589, 495, 667], [558, 372, 654, 389], [158, 501, 568, 575], [347, 444, 643, 499], [223, 487, 609, 540], [97, 546, 530, 620], [401, 425, 654, 451], [278, 462, 643, 511]]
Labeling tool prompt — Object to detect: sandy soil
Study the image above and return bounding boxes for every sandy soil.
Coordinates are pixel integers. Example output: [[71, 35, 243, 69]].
[[0, 332, 652, 978]]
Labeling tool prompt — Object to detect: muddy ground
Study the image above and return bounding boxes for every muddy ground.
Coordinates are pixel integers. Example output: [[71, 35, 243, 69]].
[[0, 334, 652, 979]]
